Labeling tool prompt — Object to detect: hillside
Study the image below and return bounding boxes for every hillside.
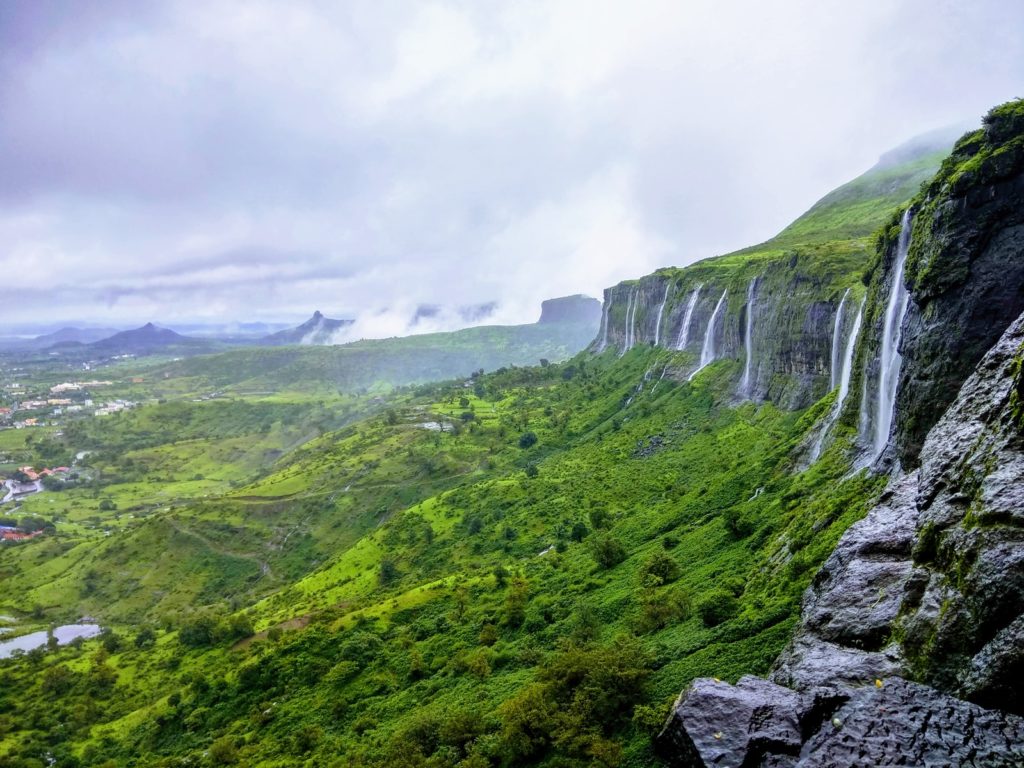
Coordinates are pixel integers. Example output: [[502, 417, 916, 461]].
[[157, 299, 602, 395], [1, 102, 1023, 768]]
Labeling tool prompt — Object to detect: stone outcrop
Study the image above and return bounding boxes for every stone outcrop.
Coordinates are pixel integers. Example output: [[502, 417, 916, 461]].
[[658, 676, 1024, 767]]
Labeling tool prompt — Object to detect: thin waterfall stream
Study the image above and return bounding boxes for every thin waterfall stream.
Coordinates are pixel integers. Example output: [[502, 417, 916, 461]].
[[675, 285, 702, 350], [653, 283, 670, 347], [688, 289, 727, 381]]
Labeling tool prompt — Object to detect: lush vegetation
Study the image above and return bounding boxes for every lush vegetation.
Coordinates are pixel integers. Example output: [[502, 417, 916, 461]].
[[0, 124, 963, 767]]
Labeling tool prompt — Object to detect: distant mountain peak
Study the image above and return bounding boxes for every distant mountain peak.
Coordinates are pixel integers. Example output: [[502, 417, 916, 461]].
[[261, 311, 353, 346]]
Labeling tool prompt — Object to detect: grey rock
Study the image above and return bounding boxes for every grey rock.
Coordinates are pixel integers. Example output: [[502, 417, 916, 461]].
[[797, 678, 1024, 768], [655, 676, 816, 768], [659, 677, 1024, 768]]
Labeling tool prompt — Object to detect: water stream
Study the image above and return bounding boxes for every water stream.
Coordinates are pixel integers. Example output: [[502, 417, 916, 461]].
[[830, 289, 851, 390], [0, 624, 102, 660], [597, 294, 613, 352], [740, 278, 758, 396], [675, 284, 702, 350], [620, 289, 637, 356], [873, 210, 913, 459], [653, 283, 670, 347], [811, 296, 864, 461], [688, 289, 728, 381]]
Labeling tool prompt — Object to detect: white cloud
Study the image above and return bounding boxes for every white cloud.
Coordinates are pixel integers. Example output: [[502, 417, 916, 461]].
[[0, 0, 1021, 330]]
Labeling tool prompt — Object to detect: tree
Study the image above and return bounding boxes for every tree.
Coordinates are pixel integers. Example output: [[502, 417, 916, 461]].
[[518, 431, 538, 449], [588, 533, 626, 569], [638, 552, 681, 587], [209, 735, 238, 765], [134, 627, 156, 649], [524, 463, 540, 479], [379, 558, 399, 585], [570, 521, 589, 542], [696, 589, 740, 627]]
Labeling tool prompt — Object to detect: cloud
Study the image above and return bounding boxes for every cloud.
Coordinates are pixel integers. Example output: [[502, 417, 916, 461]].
[[0, 0, 1022, 331]]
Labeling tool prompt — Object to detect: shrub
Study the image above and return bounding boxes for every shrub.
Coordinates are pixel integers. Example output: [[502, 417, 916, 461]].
[[696, 589, 740, 627], [518, 431, 538, 449], [638, 552, 681, 586], [588, 534, 627, 569]]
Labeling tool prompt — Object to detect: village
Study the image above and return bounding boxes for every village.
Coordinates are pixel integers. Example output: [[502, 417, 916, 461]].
[[0, 378, 136, 430]]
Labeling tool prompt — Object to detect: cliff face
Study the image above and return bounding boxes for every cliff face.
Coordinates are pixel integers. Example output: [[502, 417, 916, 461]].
[[653, 100, 1024, 768], [593, 246, 868, 410], [844, 102, 1024, 469], [537, 294, 602, 326]]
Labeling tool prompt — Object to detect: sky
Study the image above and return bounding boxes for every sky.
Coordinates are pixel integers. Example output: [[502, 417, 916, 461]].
[[1, 0, 1022, 337]]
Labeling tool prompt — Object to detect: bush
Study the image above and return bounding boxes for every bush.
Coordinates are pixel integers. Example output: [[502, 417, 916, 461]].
[[696, 589, 740, 627], [518, 431, 538, 449], [638, 552, 681, 586], [588, 534, 627, 569]]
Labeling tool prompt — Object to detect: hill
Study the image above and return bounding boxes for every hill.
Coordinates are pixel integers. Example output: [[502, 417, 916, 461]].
[[157, 296, 603, 395], [259, 311, 355, 346]]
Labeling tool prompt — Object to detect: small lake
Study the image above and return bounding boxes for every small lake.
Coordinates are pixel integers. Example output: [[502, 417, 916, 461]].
[[0, 624, 102, 660]]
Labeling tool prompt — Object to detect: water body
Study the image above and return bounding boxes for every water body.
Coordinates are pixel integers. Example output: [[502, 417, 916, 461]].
[[675, 284, 702, 350], [811, 296, 864, 461], [688, 290, 728, 381], [740, 278, 758, 396], [873, 210, 914, 459], [0, 624, 102, 660], [653, 283, 670, 347]]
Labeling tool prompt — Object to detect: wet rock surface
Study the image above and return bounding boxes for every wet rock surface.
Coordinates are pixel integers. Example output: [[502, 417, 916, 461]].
[[658, 677, 1024, 768], [894, 112, 1024, 465]]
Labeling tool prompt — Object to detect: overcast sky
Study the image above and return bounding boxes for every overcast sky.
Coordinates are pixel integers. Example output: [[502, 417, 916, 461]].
[[1, 0, 1021, 335]]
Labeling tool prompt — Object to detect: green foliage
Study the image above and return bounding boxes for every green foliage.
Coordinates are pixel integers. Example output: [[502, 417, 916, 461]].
[[697, 589, 741, 627], [588, 533, 627, 569]]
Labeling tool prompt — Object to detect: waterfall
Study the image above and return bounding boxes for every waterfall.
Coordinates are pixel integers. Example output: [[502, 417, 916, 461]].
[[597, 295, 613, 352], [740, 278, 758, 396], [830, 289, 851, 390], [810, 297, 864, 461], [653, 283, 670, 347], [873, 210, 913, 459], [688, 289, 727, 381], [620, 289, 637, 356], [675, 284, 702, 350]]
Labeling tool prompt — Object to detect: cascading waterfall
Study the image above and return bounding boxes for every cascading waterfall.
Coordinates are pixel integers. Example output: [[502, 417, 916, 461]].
[[810, 296, 864, 461], [675, 284, 702, 349], [653, 283, 670, 347], [740, 278, 758, 395], [688, 289, 728, 381], [830, 289, 851, 390], [619, 290, 636, 356], [597, 295, 613, 352], [873, 209, 913, 459]]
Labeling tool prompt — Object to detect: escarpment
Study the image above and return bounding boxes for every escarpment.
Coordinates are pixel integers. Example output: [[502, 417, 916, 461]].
[[653, 99, 1024, 768]]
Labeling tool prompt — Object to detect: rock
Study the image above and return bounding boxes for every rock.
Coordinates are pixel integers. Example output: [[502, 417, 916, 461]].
[[655, 676, 813, 767], [659, 677, 1024, 768], [798, 678, 1024, 768], [771, 472, 919, 688]]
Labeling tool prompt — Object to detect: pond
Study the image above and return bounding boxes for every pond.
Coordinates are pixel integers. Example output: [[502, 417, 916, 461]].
[[0, 624, 102, 660]]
